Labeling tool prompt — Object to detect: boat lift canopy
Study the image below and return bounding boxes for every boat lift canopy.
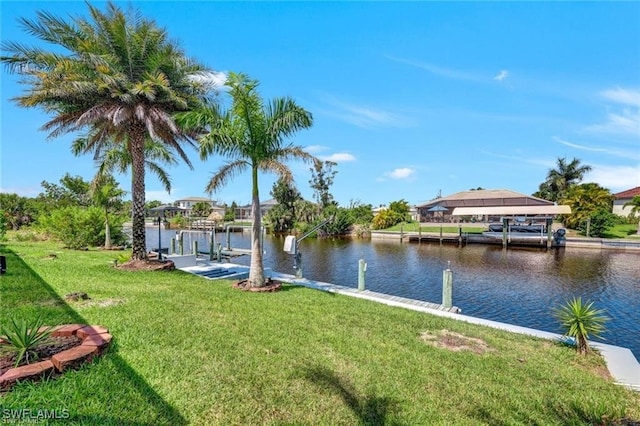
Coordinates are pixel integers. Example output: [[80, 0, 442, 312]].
[[450, 205, 571, 217]]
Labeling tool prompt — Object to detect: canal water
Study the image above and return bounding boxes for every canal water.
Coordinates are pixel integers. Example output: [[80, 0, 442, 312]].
[[147, 228, 640, 358]]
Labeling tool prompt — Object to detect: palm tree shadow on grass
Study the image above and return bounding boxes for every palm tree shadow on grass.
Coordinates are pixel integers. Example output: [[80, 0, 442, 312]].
[[302, 365, 403, 426], [0, 248, 187, 425]]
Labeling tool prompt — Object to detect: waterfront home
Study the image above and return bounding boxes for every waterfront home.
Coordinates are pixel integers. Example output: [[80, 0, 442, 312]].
[[612, 186, 640, 217]]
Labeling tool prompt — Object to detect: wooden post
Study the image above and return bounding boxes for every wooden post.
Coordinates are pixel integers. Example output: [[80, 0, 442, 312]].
[[192, 240, 198, 256], [502, 217, 509, 248], [295, 252, 303, 279], [170, 238, 175, 255], [209, 230, 215, 261], [442, 267, 453, 309], [400, 224, 404, 242]]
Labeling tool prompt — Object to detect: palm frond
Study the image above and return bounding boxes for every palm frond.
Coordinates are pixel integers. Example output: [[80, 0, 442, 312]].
[[205, 160, 249, 194]]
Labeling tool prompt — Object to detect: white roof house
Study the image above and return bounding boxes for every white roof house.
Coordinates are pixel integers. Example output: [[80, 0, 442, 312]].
[[174, 197, 226, 217]]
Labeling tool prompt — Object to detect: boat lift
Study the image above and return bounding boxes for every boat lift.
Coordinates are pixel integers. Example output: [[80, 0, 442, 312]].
[[171, 224, 258, 262], [283, 216, 334, 279]]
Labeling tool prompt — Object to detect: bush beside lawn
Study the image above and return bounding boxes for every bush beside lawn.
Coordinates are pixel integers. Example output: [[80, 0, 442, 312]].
[[1, 241, 639, 425]]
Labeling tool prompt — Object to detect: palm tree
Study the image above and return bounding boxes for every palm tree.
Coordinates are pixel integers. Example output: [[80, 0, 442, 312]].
[[72, 136, 180, 195], [91, 175, 126, 249], [177, 73, 315, 287], [535, 157, 592, 202], [1, 2, 209, 260]]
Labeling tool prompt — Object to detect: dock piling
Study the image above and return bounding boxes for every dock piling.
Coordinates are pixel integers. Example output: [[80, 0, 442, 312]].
[[358, 259, 367, 291], [442, 266, 453, 309]]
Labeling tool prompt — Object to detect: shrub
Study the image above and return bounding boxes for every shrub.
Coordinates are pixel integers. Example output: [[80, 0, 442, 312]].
[[371, 209, 402, 230], [169, 214, 187, 229], [577, 210, 617, 237], [0, 211, 6, 241], [39, 206, 124, 249], [553, 297, 609, 354], [0, 316, 53, 367]]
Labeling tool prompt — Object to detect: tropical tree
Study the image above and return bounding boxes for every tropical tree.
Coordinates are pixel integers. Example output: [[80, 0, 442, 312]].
[[266, 177, 303, 233], [534, 157, 592, 202], [1, 2, 210, 261], [177, 73, 315, 288], [72, 136, 181, 196], [309, 159, 338, 211], [560, 183, 614, 232], [38, 174, 92, 210], [191, 201, 212, 218], [91, 175, 126, 249], [389, 199, 411, 222], [0, 193, 39, 230], [225, 201, 238, 222]]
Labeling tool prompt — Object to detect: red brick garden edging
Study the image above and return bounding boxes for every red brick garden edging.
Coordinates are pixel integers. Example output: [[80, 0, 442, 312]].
[[0, 324, 111, 391]]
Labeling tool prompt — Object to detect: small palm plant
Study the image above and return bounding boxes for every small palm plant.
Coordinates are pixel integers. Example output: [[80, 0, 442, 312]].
[[553, 297, 609, 354], [0, 316, 53, 367]]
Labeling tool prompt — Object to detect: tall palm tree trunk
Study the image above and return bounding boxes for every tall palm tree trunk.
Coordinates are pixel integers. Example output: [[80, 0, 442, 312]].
[[248, 166, 265, 287], [130, 128, 148, 261], [104, 206, 112, 249]]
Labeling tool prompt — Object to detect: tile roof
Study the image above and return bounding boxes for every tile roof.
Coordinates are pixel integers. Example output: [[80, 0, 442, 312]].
[[613, 187, 640, 199], [416, 189, 552, 208]]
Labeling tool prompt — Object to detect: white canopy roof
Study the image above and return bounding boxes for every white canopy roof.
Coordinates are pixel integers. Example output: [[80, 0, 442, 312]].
[[451, 205, 571, 216]]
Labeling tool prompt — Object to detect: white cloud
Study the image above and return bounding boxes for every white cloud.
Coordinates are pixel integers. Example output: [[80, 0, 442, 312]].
[[587, 164, 640, 191], [494, 70, 509, 82], [337, 104, 407, 128], [385, 167, 416, 180], [601, 87, 640, 106], [320, 153, 356, 163], [585, 109, 640, 137], [585, 86, 640, 137], [552, 136, 640, 160], [552, 136, 607, 152], [316, 93, 412, 129], [189, 71, 228, 90], [386, 55, 482, 82]]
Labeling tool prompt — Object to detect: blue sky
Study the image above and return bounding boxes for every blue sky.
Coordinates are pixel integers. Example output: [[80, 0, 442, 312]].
[[1, 1, 639, 207]]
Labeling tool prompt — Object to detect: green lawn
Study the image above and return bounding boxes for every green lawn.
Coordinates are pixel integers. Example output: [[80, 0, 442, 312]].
[[1, 241, 639, 425], [604, 223, 640, 239]]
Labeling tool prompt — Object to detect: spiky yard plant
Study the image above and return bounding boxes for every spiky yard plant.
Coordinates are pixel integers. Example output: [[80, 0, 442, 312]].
[[553, 297, 609, 354], [0, 316, 53, 367]]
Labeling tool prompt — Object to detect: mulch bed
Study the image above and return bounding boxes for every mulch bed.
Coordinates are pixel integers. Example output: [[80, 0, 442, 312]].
[[117, 259, 175, 271], [0, 335, 83, 376], [233, 279, 282, 292]]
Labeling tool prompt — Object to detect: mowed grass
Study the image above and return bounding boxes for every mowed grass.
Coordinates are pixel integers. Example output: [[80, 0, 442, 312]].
[[1, 241, 639, 425]]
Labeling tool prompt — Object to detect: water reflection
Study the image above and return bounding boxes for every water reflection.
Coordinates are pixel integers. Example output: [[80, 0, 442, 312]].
[[147, 229, 640, 357]]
